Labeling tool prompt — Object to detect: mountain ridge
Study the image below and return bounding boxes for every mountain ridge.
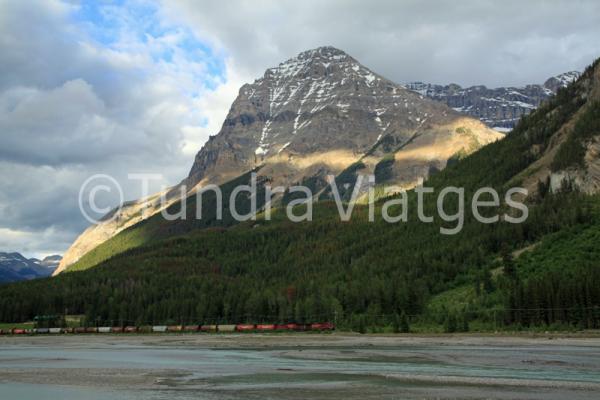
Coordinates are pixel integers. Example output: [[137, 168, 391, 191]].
[[403, 71, 581, 131], [0, 252, 60, 283], [55, 46, 500, 275]]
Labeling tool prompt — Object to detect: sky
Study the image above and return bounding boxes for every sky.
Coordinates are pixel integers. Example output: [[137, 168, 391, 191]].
[[1, 0, 600, 258]]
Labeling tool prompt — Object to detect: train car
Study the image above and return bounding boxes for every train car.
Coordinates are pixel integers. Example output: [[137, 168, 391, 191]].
[[111, 327, 124, 333], [98, 327, 112, 333], [183, 325, 200, 332], [152, 325, 167, 333], [310, 322, 335, 331], [12, 329, 26, 335], [235, 324, 255, 332], [49, 328, 62, 334], [74, 327, 86, 334], [85, 327, 98, 333], [138, 326, 152, 333], [218, 324, 236, 333], [124, 326, 138, 333], [62, 327, 74, 334], [200, 324, 217, 332], [167, 325, 183, 332], [256, 324, 276, 331], [35, 328, 50, 334]]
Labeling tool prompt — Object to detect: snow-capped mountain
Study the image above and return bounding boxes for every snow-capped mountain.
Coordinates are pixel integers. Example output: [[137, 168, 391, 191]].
[[404, 71, 581, 131], [56, 46, 501, 274], [0, 252, 61, 283], [186, 46, 500, 189]]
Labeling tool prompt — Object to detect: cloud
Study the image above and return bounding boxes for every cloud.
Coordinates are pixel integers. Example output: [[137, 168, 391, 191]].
[[0, 0, 243, 257], [167, 0, 600, 87]]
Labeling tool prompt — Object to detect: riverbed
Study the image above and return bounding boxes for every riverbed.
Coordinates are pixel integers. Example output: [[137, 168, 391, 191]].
[[1, 333, 599, 399]]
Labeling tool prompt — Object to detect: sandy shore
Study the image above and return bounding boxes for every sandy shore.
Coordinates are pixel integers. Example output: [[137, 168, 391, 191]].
[[2, 331, 600, 348]]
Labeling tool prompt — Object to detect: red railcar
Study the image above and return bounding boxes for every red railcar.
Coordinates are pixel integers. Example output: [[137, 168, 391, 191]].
[[111, 327, 124, 333], [200, 325, 217, 332], [124, 326, 138, 333], [85, 327, 98, 333], [235, 324, 255, 332], [74, 327, 86, 334], [310, 322, 335, 331], [183, 325, 200, 332], [256, 324, 276, 331], [12, 328, 26, 335]]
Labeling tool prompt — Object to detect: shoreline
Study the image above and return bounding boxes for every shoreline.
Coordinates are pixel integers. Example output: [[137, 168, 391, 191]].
[[2, 332, 600, 348]]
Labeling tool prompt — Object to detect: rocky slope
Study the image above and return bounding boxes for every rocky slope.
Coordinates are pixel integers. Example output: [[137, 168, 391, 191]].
[[55, 46, 500, 275], [185, 46, 500, 193], [517, 62, 600, 196], [404, 72, 580, 131], [0, 252, 60, 283]]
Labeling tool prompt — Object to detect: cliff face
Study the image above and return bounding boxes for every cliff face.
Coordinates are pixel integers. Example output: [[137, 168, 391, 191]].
[[185, 46, 500, 192], [56, 47, 501, 274], [404, 72, 581, 131]]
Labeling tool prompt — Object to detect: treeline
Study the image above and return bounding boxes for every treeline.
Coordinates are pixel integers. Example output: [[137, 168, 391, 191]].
[[0, 189, 595, 329]]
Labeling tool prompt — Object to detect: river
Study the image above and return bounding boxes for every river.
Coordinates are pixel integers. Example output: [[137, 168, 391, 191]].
[[1, 334, 599, 399]]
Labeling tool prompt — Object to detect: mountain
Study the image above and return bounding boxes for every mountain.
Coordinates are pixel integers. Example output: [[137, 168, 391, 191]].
[[404, 71, 581, 131], [55, 46, 500, 275], [1, 58, 599, 330], [2, 58, 599, 328], [0, 252, 60, 284], [38, 255, 62, 269]]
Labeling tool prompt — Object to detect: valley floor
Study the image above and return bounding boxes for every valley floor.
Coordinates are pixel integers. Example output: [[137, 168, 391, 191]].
[[1, 333, 600, 399]]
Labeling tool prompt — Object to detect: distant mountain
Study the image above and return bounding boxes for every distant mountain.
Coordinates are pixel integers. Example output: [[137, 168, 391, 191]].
[[403, 71, 581, 131], [0, 252, 60, 284], [55, 46, 501, 274], [37, 255, 62, 269]]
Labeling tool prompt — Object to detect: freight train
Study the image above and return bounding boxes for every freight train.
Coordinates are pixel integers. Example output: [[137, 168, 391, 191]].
[[0, 322, 335, 335]]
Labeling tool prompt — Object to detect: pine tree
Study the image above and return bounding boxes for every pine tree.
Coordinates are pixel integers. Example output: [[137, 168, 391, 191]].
[[444, 313, 457, 333], [399, 312, 409, 333]]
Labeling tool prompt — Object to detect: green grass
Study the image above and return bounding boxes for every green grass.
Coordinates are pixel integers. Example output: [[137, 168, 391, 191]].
[[0, 322, 33, 330]]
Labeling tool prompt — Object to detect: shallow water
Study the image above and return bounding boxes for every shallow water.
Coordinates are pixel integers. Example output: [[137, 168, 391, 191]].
[[1, 337, 599, 399]]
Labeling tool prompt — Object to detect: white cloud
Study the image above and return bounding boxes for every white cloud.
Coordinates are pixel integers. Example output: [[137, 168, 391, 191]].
[[0, 0, 240, 257]]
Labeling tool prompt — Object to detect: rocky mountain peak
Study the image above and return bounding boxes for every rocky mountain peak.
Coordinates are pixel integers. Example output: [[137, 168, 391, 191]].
[[186, 46, 479, 188], [263, 46, 353, 81], [543, 71, 581, 93]]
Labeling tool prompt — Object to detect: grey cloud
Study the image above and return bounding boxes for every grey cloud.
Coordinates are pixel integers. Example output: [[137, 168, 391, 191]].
[[169, 0, 600, 87]]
